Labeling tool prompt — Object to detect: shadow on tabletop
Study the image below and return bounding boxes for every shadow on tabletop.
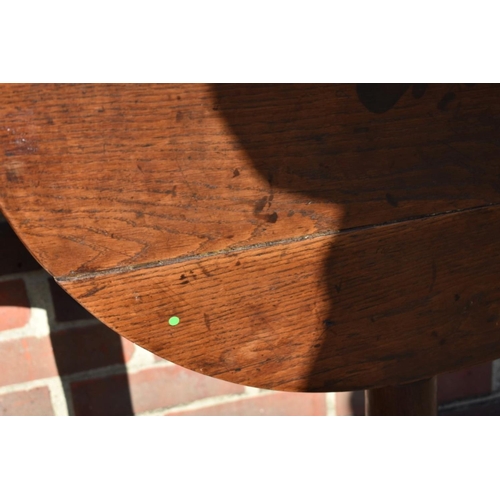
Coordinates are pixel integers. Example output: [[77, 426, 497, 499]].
[[211, 83, 488, 392]]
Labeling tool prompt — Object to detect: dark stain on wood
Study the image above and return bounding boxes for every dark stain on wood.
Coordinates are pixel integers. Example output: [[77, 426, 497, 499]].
[[266, 212, 278, 223], [204, 313, 211, 331], [437, 92, 456, 111], [254, 197, 268, 214], [198, 265, 212, 277], [356, 83, 411, 113], [6, 169, 20, 182], [412, 84, 429, 99], [385, 193, 399, 207], [79, 285, 106, 298]]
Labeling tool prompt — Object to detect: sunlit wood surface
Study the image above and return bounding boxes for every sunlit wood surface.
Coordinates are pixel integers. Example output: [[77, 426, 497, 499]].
[[1, 84, 500, 391]]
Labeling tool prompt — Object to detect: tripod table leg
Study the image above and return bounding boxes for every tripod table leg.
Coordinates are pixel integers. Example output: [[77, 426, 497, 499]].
[[365, 377, 437, 416]]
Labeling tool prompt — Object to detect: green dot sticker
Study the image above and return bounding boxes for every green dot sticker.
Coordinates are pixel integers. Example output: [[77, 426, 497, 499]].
[[169, 316, 180, 326]]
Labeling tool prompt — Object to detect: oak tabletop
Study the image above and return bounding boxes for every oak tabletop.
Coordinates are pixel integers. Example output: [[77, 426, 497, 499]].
[[1, 84, 500, 392]]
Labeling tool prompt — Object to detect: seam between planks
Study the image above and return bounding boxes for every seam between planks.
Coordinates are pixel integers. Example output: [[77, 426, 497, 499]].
[[56, 201, 500, 283]]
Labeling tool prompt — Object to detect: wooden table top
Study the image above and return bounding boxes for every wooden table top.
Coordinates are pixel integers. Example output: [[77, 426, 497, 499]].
[[1, 84, 500, 392]]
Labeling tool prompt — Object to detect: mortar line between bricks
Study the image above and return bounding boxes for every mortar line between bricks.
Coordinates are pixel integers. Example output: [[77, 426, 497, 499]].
[[0, 271, 102, 341], [60, 379, 75, 416], [0, 317, 102, 342], [439, 391, 500, 412], [326, 393, 336, 416], [54, 359, 175, 387], [0, 376, 62, 397], [140, 391, 271, 416], [24, 271, 57, 331], [0, 308, 48, 341], [492, 359, 500, 392], [127, 343, 157, 368], [0, 267, 100, 337], [60, 363, 129, 385], [46, 377, 70, 416], [24, 269, 102, 334], [0, 268, 50, 284], [0, 272, 51, 340], [244, 385, 267, 396], [0, 359, 176, 413], [49, 318, 101, 333]]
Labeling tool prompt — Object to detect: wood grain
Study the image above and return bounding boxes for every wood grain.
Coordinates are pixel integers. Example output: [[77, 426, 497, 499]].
[[1, 84, 500, 277], [60, 205, 500, 392], [2, 84, 500, 393]]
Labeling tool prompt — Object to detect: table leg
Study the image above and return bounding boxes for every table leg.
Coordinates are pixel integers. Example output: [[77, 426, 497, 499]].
[[365, 377, 437, 415]]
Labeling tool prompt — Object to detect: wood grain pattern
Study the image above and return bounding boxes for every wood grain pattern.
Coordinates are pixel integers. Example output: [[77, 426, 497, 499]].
[[1, 84, 500, 277], [60, 205, 500, 391], [2, 84, 500, 393]]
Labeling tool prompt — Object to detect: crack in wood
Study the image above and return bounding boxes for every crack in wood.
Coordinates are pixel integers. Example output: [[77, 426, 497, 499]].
[[56, 202, 500, 282]]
